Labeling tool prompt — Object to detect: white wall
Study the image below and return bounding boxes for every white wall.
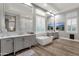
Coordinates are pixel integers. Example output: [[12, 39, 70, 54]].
[[20, 16, 33, 34], [58, 8, 79, 40], [0, 3, 33, 36]]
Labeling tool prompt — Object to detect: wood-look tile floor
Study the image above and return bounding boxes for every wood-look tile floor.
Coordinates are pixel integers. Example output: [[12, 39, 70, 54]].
[[16, 39, 79, 56]]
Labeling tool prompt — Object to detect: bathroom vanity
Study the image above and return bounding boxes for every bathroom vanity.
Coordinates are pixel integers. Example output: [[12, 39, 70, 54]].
[[0, 34, 37, 56]]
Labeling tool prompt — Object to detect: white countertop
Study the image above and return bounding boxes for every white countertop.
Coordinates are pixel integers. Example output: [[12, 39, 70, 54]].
[[0, 31, 58, 39], [0, 34, 35, 39]]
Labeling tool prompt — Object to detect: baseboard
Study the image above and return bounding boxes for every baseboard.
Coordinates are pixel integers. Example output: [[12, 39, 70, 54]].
[[59, 37, 79, 42]]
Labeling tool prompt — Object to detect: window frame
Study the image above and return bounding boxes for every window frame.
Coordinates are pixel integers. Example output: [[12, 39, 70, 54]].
[[66, 13, 78, 33], [36, 14, 46, 33], [47, 15, 55, 31]]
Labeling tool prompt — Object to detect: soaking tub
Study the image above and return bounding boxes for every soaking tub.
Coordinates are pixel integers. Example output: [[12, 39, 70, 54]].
[[36, 36, 53, 46]]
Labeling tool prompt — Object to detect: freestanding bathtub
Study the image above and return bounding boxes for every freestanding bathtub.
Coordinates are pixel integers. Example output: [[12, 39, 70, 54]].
[[36, 36, 53, 46]]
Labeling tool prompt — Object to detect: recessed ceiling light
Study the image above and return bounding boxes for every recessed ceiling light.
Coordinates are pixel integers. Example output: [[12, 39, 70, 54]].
[[49, 10, 52, 13], [46, 12, 50, 14], [51, 14, 54, 16]]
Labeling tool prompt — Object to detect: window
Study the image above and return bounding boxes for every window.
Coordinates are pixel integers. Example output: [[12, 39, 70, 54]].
[[20, 17, 32, 33], [48, 16, 54, 30], [35, 8, 46, 33], [55, 15, 64, 31], [72, 18, 77, 31], [36, 15, 45, 32], [66, 12, 77, 33]]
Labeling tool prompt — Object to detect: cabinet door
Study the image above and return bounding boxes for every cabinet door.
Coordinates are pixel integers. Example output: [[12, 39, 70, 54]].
[[1, 39, 13, 55], [24, 36, 31, 48], [30, 35, 37, 45], [14, 37, 24, 52], [24, 35, 37, 48]]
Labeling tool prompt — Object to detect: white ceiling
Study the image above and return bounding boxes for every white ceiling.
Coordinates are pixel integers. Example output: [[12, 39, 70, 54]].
[[34, 3, 79, 14], [5, 3, 32, 17], [49, 3, 79, 13], [34, 3, 58, 14]]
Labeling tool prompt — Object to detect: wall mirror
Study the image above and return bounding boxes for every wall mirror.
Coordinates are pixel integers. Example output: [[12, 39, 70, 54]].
[[5, 15, 16, 32]]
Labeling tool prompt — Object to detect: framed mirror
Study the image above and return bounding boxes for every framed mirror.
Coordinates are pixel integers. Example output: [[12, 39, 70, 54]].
[[5, 15, 16, 32]]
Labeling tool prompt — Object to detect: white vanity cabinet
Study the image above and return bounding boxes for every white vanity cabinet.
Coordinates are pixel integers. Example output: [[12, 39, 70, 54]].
[[1, 39, 13, 55], [0, 34, 37, 55], [30, 35, 37, 45], [24, 35, 37, 48], [14, 37, 24, 52], [24, 36, 32, 48]]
